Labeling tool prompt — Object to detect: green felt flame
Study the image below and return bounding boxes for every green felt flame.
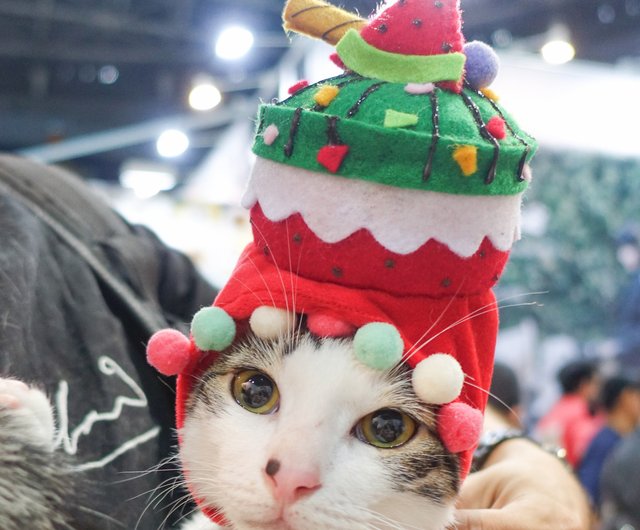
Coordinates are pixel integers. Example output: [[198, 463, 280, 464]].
[[336, 29, 465, 84]]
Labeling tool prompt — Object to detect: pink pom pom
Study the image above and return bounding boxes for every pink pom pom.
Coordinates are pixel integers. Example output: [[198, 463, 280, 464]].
[[147, 329, 194, 376], [437, 402, 483, 454], [307, 313, 356, 338]]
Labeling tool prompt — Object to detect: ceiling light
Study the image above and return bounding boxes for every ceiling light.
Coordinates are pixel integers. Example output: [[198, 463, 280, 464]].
[[156, 129, 190, 158], [99, 65, 119, 85], [120, 160, 177, 199], [541, 40, 576, 65], [189, 81, 222, 111], [215, 26, 254, 60]]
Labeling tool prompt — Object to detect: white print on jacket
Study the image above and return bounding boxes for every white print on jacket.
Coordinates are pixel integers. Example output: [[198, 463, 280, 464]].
[[52, 356, 160, 471]]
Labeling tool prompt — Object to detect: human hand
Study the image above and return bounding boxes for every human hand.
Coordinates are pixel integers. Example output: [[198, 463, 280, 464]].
[[453, 438, 593, 530]]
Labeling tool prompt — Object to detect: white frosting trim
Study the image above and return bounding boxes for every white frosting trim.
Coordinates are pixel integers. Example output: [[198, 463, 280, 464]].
[[243, 158, 523, 258]]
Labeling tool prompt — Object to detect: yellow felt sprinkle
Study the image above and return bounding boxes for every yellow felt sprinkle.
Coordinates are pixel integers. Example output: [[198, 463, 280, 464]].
[[480, 88, 500, 102], [314, 85, 340, 107], [453, 146, 478, 177]]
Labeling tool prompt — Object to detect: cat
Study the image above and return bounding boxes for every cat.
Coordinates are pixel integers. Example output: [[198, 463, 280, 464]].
[[0, 331, 460, 530], [178, 332, 460, 530]]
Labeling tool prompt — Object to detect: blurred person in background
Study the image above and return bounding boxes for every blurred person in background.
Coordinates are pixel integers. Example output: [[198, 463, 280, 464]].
[[600, 427, 640, 530], [578, 376, 640, 509], [535, 360, 603, 467], [599, 226, 640, 378], [484, 361, 523, 431]]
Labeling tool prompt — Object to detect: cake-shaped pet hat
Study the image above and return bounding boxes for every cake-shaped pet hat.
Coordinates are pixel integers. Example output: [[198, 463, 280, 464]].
[[147, 0, 536, 524]]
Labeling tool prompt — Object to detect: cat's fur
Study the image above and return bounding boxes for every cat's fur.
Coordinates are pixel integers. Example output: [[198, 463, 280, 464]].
[[0, 379, 75, 530], [0, 332, 460, 530]]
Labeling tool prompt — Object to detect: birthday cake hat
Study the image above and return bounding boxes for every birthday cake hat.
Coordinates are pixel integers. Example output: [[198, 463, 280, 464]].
[[147, 0, 536, 524]]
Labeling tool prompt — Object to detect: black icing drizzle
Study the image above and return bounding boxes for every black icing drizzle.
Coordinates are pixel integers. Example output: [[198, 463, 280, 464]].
[[423, 90, 440, 181], [346, 82, 385, 117], [460, 90, 500, 185], [284, 107, 303, 158], [471, 84, 534, 182], [326, 115, 342, 145]]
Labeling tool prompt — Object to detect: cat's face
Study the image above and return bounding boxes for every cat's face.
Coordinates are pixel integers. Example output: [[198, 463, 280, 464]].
[[181, 334, 459, 530]]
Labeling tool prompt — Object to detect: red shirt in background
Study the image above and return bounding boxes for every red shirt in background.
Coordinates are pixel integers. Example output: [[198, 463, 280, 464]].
[[536, 394, 605, 467]]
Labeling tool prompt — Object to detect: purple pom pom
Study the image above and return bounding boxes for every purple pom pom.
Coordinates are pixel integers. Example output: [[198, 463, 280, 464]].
[[464, 41, 500, 90]]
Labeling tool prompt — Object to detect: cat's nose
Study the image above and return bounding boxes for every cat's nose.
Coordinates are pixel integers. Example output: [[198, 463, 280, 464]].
[[264, 458, 322, 505]]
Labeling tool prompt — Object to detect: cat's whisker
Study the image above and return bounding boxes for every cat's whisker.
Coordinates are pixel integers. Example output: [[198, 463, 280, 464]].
[[248, 217, 293, 322], [400, 286, 466, 364], [157, 490, 196, 530], [113, 454, 181, 484], [403, 291, 545, 365], [462, 379, 523, 423], [404, 298, 541, 365], [226, 274, 266, 307]]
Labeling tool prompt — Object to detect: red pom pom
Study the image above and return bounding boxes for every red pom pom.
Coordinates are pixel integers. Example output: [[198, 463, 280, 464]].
[[437, 402, 483, 454], [288, 80, 309, 95], [487, 116, 506, 140], [307, 313, 356, 338], [317, 145, 349, 173], [147, 329, 194, 376]]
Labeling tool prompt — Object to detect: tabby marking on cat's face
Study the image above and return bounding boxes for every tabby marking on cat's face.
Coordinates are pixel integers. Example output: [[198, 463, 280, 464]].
[[181, 334, 459, 530]]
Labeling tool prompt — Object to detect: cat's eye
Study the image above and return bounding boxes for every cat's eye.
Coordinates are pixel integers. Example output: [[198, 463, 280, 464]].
[[355, 408, 417, 449], [231, 369, 280, 414]]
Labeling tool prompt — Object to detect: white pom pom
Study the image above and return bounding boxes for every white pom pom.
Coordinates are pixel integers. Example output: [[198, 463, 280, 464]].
[[412, 354, 464, 405], [249, 306, 296, 340]]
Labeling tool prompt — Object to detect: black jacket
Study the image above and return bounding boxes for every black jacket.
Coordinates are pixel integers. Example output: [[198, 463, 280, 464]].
[[0, 155, 217, 528]]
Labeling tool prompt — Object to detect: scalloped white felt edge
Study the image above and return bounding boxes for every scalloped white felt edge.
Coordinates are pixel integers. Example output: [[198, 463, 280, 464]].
[[242, 157, 524, 258]]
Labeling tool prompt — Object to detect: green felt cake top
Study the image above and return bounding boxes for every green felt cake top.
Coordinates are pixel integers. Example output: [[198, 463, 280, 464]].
[[252, 74, 537, 197]]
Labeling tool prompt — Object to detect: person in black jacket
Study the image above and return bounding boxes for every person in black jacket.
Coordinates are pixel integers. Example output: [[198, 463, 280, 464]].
[[0, 155, 217, 529]]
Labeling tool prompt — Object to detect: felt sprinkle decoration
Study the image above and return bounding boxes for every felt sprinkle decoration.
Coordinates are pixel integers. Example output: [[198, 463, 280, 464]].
[[412, 353, 464, 404], [480, 88, 500, 102], [317, 144, 349, 173], [404, 82, 435, 94], [314, 85, 340, 107], [288, 80, 309, 95], [487, 116, 506, 140], [249, 306, 296, 340], [453, 145, 478, 176], [384, 109, 419, 128], [353, 322, 403, 371], [191, 307, 236, 352], [262, 124, 280, 146]]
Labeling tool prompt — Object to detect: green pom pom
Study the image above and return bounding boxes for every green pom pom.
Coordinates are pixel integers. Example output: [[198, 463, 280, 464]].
[[354, 322, 403, 371], [191, 307, 236, 352]]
